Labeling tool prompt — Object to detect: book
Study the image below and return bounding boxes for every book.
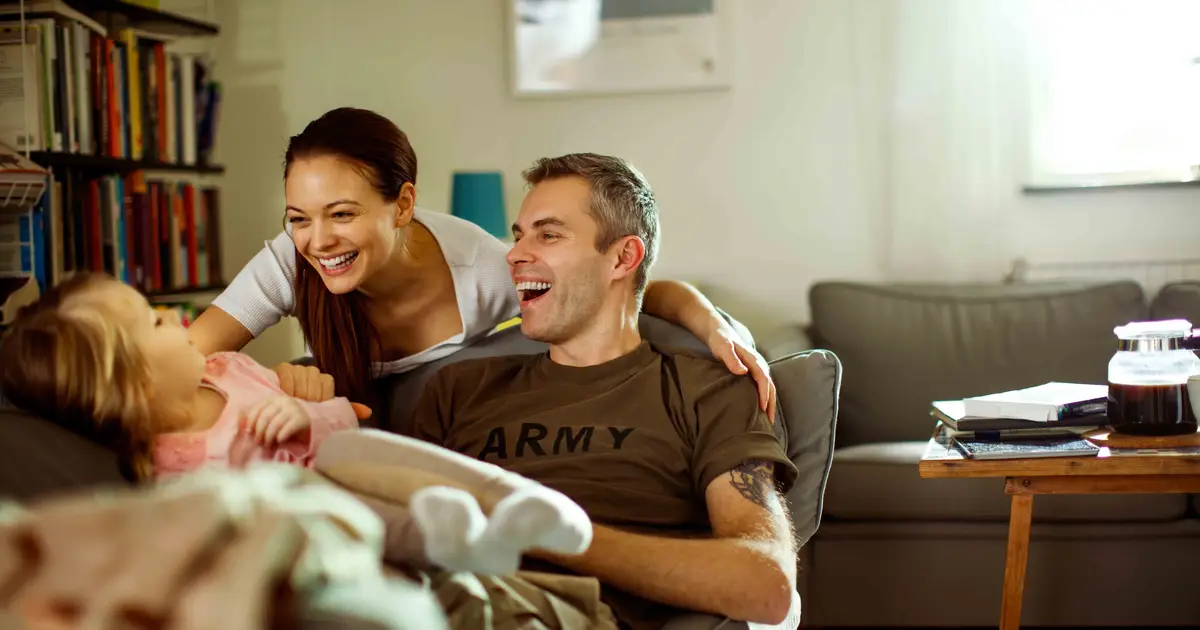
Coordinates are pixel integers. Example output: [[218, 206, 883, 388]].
[[942, 424, 1094, 441], [931, 400, 1105, 432], [952, 435, 1101, 460], [1108, 446, 1200, 457], [962, 382, 1108, 422]]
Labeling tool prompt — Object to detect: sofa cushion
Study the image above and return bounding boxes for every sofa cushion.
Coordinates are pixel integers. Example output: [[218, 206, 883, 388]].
[[808, 281, 1148, 447], [1152, 281, 1200, 322], [822, 442, 1188, 522], [0, 409, 128, 501]]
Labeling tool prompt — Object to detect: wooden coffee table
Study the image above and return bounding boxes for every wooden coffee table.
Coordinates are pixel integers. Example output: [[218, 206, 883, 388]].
[[918, 426, 1200, 630]]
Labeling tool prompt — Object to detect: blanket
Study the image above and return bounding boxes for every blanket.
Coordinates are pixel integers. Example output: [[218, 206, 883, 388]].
[[0, 462, 616, 629]]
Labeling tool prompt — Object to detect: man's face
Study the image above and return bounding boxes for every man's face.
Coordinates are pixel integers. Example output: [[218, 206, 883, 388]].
[[507, 176, 611, 344]]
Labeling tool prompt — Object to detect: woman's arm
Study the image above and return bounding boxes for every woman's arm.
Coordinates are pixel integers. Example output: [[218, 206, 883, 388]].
[[190, 232, 299, 355], [188, 307, 255, 356], [642, 280, 777, 421]]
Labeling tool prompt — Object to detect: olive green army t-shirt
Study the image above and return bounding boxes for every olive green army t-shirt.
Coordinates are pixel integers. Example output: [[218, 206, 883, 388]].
[[410, 341, 798, 628]]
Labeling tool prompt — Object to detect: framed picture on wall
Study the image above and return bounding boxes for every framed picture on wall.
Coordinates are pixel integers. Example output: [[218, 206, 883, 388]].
[[508, 0, 733, 98]]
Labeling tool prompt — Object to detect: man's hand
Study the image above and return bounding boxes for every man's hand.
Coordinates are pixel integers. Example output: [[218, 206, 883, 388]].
[[243, 395, 312, 445], [704, 323, 777, 423], [272, 363, 334, 402], [542, 459, 796, 624]]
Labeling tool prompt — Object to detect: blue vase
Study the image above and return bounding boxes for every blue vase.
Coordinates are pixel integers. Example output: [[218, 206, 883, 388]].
[[450, 171, 507, 239]]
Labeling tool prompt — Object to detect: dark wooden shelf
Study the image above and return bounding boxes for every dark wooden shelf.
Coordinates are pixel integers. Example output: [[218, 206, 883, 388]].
[[71, 0, 220, 37], [145, 283, 226, 303], [29, 151, 224, 174]]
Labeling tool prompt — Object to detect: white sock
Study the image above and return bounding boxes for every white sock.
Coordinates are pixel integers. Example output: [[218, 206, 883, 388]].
[[481, 485, 592, 561], [409, 487, 493, 573]]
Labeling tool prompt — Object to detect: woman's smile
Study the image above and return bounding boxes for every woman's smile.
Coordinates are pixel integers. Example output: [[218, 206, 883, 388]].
[[317, 251, 359, 276]]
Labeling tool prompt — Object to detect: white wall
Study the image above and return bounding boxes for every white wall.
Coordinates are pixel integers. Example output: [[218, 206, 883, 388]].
[[885, 0, 1200, 283], [208, 0, 1200, 363]]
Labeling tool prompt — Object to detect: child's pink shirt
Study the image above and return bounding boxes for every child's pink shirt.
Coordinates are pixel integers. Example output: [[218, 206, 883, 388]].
[[151, 352, 359, 479]]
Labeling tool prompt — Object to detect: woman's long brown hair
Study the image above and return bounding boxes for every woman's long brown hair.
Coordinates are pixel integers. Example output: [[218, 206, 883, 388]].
[[284, 107, 418, 404]]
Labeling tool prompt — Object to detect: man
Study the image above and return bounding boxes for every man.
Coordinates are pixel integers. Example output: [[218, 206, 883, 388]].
[[411, 153, 798, 629]]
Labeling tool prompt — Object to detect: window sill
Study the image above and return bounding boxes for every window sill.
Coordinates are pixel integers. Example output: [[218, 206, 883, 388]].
[[1023, 165, 1200, 194], [1022, 179, 1200, 194]]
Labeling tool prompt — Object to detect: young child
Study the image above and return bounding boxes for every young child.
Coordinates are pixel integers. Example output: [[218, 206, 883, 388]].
[[0, 272, 361, 481]]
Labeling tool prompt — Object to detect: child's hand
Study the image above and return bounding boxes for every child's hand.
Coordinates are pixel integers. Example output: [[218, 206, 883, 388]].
[[243, 395, 311, 445]]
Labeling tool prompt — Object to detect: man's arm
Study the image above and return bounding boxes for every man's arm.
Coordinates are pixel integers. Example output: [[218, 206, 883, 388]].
[[539, 459, 796, 624]]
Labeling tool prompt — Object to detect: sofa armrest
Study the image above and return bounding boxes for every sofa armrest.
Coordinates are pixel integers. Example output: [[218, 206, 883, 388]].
[[761, 325, 814, 362], [661, 613, 745, 630], [771, 349, 840, 549], [660, 590, 802, 630]]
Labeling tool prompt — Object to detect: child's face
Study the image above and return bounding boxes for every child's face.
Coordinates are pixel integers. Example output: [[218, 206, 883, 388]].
[[94, 282, 208, 397]]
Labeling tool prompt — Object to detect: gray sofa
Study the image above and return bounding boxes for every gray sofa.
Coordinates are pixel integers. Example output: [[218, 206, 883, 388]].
[[0, 314, 841, 630], [771, 280, 1200, 628]]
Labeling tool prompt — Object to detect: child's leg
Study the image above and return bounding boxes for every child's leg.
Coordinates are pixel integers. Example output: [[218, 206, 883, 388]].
[[315, 429, 534, 510], [316, 430, 591, 569], [318, 460, 502, 573]]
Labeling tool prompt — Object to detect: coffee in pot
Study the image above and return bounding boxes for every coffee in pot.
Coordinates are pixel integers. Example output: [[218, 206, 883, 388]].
[[1108, 319, 1200, 436]]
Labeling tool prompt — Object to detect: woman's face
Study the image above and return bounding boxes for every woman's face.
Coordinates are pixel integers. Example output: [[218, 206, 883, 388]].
[[284, 155, 413, 295]]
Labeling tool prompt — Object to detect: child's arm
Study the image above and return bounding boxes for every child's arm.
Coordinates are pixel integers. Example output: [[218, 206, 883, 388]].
[[299, 397, 362, 455], [244, 396, 361, 459]]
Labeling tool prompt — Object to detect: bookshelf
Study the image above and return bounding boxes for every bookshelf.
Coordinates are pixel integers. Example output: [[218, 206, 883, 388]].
[[29, 150, 224, 173], [61, 0, 219, 37], [0, 0, 225, 326]]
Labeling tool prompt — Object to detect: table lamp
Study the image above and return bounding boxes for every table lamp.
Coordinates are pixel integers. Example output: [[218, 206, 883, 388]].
[[450, 171, 507, 239]]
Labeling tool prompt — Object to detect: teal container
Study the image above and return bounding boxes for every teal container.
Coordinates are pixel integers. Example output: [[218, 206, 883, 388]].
[[450, 171, 507, 239]]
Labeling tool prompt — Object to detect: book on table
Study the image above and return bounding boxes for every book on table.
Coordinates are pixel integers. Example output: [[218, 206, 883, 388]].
[[931, 400, 1106, 433], [930, 381, 1110, 459], [952, 434, 1101, 460], [961, 382, 1108, 422]]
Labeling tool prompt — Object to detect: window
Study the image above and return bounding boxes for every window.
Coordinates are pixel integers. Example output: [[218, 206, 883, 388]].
[[1026, 0, 1200, 187]]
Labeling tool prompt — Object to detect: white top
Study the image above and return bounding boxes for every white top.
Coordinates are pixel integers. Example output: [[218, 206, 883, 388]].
[[210, 208, 520, 376]]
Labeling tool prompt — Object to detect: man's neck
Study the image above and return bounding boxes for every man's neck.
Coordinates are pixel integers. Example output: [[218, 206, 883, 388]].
[[548, 299, 642, 367]]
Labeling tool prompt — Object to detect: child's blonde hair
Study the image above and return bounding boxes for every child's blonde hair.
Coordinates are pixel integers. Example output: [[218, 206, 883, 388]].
[[0, 273, 156, 481]]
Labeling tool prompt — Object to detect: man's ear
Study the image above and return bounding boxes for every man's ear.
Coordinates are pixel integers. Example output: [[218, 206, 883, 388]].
[[610, 235, 646, 282], [395, 182, 416, 228]]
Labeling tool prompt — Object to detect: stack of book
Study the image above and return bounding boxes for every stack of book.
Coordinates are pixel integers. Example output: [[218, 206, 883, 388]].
[[931, 382, 1108, 460], [0, 1, 220, 164]]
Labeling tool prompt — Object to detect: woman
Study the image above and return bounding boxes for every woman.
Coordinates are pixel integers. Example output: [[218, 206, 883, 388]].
[[188, 107, 775, 417]]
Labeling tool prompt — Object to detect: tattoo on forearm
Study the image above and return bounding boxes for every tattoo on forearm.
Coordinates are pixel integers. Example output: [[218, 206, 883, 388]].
[[728, 460, 775, 509]]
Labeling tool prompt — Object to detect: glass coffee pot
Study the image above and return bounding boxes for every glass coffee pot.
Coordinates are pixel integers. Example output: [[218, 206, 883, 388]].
[[1108, 319, 1200, 436]]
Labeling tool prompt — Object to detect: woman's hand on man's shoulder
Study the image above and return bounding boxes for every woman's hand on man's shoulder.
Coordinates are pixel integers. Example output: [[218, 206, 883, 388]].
[[272, 363, 335, 402]]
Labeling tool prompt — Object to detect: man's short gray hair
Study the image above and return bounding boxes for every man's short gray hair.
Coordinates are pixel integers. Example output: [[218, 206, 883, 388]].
[[522, 153, 660, 303]]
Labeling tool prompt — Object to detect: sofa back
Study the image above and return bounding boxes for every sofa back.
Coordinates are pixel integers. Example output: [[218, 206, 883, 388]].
[[1151, 281, 1200, 322], [808, 281, 1148, 447]]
